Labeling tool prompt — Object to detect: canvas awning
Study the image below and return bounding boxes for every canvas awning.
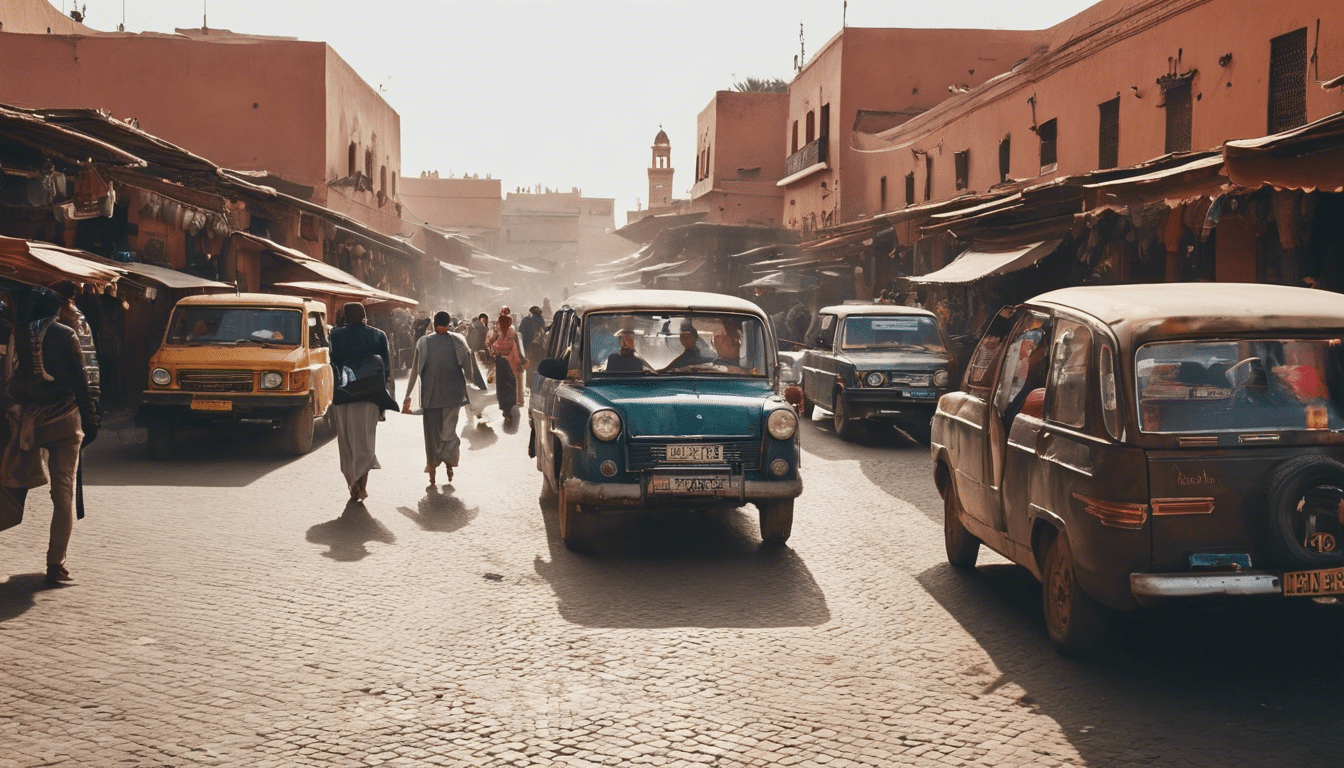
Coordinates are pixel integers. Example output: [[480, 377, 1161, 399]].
[[612, 211, 709, 244], [272, 280, 415, 305], [1222, 110, 1344, 192], [110, 261, 230, 291], [741, 270, 819, 293], [0, 236, 124, 287], [233, 232, 417, 307], [908, 240, 1061, 285]]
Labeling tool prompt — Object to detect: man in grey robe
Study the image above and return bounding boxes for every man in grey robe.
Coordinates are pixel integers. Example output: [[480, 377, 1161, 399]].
[[402, 311, 487, 485]]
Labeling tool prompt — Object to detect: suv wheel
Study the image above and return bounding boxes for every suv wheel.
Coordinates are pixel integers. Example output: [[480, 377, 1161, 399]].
[[758, 499, 794, 545], [557, 479, 598, 552], [943, 480, 979, 569], [282, 398, 316, 455], [832, 394, 858, 441], [1042, 533, 1108, 656]]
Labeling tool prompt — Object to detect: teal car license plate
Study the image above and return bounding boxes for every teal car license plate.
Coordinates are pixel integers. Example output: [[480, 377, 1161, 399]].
[[650, 475, 729, 495]]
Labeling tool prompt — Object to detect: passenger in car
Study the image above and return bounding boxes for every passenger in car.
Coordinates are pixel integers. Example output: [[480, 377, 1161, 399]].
[[605, 330, 650, 373]]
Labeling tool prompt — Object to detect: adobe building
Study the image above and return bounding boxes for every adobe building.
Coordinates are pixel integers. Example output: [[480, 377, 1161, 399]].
[[689, 91, 788, 227], [857, 0, 1344, 217], [778, 26, 1050, 235], [400, 174, 503, 254], [0, 0, 404, 239], [501, 189, 620, 279]]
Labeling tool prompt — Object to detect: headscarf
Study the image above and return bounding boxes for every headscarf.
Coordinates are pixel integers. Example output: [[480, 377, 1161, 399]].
[[498, 313, 513, 332]]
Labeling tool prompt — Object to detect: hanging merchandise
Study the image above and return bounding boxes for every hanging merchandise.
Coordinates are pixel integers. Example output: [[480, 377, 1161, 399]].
[[1201, 196, 1223, 241], [1273, 189, 1302, 249], [71, 165, 111, 216]]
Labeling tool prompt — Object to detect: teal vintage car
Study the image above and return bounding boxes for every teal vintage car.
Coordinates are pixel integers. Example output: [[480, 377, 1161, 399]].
[[529, 289, 803, 551]]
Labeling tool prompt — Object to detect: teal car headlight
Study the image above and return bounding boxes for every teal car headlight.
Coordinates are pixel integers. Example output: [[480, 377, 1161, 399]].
[[590, 410, 622, 441], [767, 408, 797, 440]]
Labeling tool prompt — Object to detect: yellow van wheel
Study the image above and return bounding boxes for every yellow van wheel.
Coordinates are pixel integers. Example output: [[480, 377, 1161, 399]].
[[282, 398, 315, 455]]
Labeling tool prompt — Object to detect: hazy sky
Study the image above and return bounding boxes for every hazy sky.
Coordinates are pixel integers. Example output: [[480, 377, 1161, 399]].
[[72, 0, 1097, 224]]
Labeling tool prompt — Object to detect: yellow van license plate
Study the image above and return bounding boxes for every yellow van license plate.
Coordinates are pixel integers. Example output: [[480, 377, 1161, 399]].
[[191, 398, 233, 412], [1282, 566, 1344, 596]]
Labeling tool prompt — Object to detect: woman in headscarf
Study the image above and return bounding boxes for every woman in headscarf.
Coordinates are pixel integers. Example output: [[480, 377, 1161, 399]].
[[490, 312, 527, 417], [328, 302, 398, 502]]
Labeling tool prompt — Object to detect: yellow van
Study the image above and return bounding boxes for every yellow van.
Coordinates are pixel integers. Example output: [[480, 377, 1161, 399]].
[[138, 293, 334, 457]]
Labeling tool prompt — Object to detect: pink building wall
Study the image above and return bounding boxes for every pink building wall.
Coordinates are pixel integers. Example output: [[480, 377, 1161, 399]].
[[691, 91, 788, 227]]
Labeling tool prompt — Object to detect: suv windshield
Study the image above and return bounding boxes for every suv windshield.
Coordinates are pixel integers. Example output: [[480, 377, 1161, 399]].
[[841, 315, 943, 350], [586, 312, 768, 377], [1136, 339, 1344, 433], [167, 306, 303, 347]]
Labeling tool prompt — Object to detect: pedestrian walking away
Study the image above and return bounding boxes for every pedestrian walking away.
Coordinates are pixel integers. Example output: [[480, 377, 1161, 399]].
[[2, 287, 100, 585], [402, 310, 486, 486], [329, 302, 398, 503], [490, 312, 526, 418], [519, 305, 547, 391]]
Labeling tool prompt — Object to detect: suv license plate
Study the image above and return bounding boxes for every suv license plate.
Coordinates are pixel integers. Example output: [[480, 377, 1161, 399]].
[[1283, 566, 1344, 596], [191, 398, 233, 412], [650, 475, 728, 495], [666, 444, 724, 463]]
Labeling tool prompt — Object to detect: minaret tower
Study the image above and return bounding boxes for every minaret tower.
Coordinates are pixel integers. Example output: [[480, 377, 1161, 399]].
[[648, 127, 673, 210]]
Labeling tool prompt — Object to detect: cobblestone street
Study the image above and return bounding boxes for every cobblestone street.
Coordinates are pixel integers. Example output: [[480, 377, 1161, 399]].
[[3, 395, 1344, 767]]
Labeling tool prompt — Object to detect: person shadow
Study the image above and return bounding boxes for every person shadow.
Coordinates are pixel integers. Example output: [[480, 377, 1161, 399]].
[[305, 501, 396, 561], [397, 487, 477, 533], [464, 421, 497, 451], [0, 573, 45, 624]]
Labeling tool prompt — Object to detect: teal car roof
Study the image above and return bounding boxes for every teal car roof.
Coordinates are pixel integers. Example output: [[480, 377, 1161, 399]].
[[564, 289, 769, 317]]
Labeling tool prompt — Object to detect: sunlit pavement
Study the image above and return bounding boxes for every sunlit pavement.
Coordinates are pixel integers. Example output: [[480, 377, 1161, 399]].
[[2, 390, 1343, 767]]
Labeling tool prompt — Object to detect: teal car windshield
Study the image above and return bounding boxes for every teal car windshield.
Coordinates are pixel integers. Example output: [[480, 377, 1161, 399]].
[[587, 312, 769, 377]]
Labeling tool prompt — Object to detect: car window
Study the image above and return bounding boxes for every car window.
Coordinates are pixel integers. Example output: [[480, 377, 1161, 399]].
[[965, 307, 1016, 393], [308, 312, 328, 348], [840, 316, 943, 351], [1099, 342, 1122, 440], [547, 310, 567, 358], [993, 311, 1051, 420], [585, 312, 769, 377], [1046, 320, 1091, 429], [167, 306, 302, 347]]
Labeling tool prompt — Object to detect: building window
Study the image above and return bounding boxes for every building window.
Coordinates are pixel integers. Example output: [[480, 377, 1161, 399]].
[[879, 176, 887, 210], [1038, 118, 1058, 171], [924, 154, 933, 201], [820, 103, 830, 139], [805, 111, 816, 144], [380, 165, 387, 195], [705, 145, 711, 179], [1268, 27, 1308, 134], [954, 150, 969, 191], [364, 149, 374, 180], [391, 172, 396, 198], [905, 172, 915, 207], [1163, 80, 1192, 154], [998, 135, 1011, 183], [791, 121, 799, 153], [1098, 97, 1120, 170], [347, 143, 357, 177]]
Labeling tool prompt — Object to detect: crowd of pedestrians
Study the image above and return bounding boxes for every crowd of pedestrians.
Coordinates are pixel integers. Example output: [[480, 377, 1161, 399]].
[[327, 300, 551, 502]]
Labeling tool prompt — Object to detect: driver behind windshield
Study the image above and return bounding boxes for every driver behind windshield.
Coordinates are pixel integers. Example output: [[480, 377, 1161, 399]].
[[605, 329, 650, 373], [712, 321, 745, 368], [661, 323, 710, 372]]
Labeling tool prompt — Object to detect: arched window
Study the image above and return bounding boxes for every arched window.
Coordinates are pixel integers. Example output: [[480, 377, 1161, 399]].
[[364, 149, 374, 180], [347, 143, 357, 177]]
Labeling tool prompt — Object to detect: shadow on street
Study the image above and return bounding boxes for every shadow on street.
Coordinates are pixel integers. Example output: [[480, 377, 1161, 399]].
[[533, 496, 830, 629], [83, 425, 336, 488], [305, 501, 396, 561], [799, 415, 943, 525], [0, 572, 46, 624], [916, 561, 1344, 766], [397, 487, 477, 533]]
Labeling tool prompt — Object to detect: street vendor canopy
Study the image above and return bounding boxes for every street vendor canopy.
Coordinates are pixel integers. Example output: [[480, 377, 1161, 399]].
[[908, 240, 1061, 285], [0, 236, 123, 287], [1223, 110, 1344, 192]]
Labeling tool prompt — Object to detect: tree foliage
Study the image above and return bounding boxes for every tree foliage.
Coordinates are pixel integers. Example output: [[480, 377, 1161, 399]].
[[732, 77, 789, 93]]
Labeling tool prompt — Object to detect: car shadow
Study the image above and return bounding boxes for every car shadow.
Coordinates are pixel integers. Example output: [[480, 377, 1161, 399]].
[[799, 416, 943, 525], [83, 425, 336, 488], [305, 501, 396, 561], [916, 561, 1344, 765], [0, 572, 46, 624], [397, 487, 477, 533], [533, 497, 830, 629]]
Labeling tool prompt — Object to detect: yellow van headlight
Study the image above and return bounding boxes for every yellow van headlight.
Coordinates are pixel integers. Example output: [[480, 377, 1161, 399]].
[[260, 371, 284, 390], [151, 368, 172, 386]]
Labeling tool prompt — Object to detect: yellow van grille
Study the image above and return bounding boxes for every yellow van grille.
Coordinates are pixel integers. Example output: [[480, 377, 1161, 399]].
[[178, 369, 253, 393]]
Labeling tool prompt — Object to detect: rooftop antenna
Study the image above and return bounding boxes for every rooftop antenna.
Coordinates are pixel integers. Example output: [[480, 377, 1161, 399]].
[[843, 0, 847, 28], [795, 22, 806, 74], [202, 0, 207, 30], [118, 0, 124, 31]]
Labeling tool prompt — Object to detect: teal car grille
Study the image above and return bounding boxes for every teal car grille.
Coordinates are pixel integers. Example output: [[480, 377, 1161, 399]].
[[627, 440, 761, 471]]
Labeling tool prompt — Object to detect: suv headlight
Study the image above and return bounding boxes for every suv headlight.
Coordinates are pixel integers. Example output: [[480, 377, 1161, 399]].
[[864, 371, 886, 388], [933, 368, 951, 388], [261, 371, 284, 390], [590, 410, 622, 441], [767, 408, 797, 440], [151, 367, 172, 386]]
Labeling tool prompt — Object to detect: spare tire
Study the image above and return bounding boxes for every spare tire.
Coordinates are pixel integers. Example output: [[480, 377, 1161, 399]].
[[1261, 455, 1344, 569]]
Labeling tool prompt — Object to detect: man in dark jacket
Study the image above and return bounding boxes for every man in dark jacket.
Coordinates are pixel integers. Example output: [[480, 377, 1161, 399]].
[[328, 302, 395, 501], [6, 290, 99, 584], [519, 306, 546, 389]]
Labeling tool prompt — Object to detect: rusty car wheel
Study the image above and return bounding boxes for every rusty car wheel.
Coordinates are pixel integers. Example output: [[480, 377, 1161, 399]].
[[943, 480, 979, 569], [1042, 533, 1107, 657], [557, 480, 598, 552], [758, 499, 794, 545], [832, 394, 858, 442]]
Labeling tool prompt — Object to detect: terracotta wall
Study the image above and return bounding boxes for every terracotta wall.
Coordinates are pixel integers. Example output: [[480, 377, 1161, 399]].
[[692, 91, 787, 226], [0, 0, 88, 34], [321, 45, 402, 235], [399, 177, 503, 231], [858, 0, 1344, 217], [781, 27, 1049, 231]]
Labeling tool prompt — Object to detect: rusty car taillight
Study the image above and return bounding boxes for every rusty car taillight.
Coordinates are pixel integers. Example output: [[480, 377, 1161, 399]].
[[1151, 497, 1216, 516], [1073, 492, 1149, 530]]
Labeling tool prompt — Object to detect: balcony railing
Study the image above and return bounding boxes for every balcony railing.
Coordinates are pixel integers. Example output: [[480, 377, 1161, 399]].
[[785, 136, 828, 177]]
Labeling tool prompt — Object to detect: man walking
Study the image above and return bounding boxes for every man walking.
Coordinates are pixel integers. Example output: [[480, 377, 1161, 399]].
[[466, 312, 490, 373], [402, 311, 486, 486], [519, 305, 546, 390]]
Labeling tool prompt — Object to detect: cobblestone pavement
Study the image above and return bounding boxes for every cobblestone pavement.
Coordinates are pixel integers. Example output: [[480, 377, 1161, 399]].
[[3, 393, 1344, 767]]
